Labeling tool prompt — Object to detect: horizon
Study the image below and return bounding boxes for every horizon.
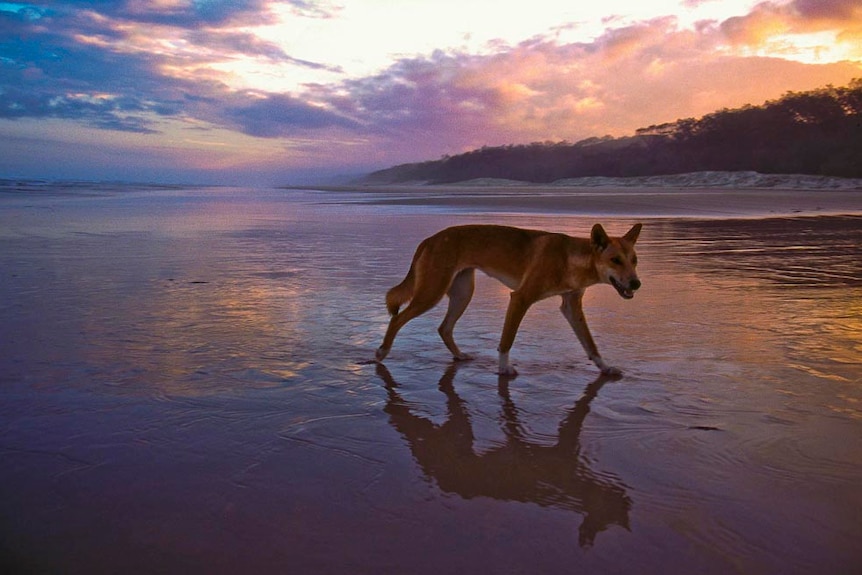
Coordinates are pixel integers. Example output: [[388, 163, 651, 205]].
[[1, 1, 861, 185]]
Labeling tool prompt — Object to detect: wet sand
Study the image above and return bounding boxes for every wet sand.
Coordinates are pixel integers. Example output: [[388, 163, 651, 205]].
[[1, 185, 861, 574], [307, 182, 862, 218]]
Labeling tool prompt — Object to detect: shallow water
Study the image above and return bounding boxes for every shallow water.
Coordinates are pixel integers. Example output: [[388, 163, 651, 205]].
[[1, 186, 860, 574]]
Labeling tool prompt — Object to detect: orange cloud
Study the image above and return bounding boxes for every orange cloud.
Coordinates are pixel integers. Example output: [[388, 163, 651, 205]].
[[320, 14, 861, 170], [720, 0, 862, 50]]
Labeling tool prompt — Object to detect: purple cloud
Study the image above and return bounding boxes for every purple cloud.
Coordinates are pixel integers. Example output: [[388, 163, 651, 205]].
[[224, 92, 359, 137]]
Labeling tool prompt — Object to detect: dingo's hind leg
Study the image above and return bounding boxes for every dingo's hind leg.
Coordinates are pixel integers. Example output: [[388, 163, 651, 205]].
[[376, 270, 451, 361], [497, 290, 534, 377], [438, 268, 475, 360]]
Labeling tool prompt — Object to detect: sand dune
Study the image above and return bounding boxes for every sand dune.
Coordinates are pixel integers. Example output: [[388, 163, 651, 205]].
[[454, 170, 862, 189], [313, 172, 862, 218]]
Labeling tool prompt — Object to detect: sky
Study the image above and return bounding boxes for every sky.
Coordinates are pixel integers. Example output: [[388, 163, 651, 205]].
[[1, 0, 860, 185]]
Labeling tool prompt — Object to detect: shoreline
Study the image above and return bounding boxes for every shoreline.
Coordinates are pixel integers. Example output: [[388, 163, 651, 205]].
[[296, 183, 862, 219]]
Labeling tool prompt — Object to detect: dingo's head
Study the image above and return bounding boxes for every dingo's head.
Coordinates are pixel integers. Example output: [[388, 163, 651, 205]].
[[591, 223, 642, 299]]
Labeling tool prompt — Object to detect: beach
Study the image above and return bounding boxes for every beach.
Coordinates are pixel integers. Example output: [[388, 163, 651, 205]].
[[1, 181, 861, 574], [303, 173, 862, 218]]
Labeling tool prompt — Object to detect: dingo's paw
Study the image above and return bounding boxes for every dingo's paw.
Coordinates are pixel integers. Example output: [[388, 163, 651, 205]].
[[498, 365, 518, 378], [593, 355, 621, 377], [601, 365, 622, 377]]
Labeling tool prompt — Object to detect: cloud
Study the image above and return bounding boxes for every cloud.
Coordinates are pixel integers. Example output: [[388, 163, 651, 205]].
[[24, 0, 333, 27], [184, 28, 341, 70], [223, 92, 358, 137], [720, 0, 862, 47], [0, 88, 160, 132], [0, 0, 341, 133], [1, 0, 860, 179], [787, 0, 861, 22], [681, 0, 718, 7], [311, 14, 860, 165], [592, 16, 680, 60]]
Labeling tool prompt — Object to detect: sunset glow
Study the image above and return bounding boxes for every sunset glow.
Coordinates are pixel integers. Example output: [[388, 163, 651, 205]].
[[1, 0, 860, 184]]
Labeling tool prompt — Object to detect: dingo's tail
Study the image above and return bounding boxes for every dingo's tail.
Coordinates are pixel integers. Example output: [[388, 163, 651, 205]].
[[386, 272, 413, 316], [386, 240, 428, 315]]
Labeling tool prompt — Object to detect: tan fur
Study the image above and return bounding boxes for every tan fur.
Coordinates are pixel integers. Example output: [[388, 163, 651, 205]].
[[375, 223, 642, 376]]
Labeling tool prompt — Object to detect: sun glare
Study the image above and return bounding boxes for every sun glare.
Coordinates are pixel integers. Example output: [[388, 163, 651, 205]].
[[777, 31, 862, 64], [728, 29, 862, 65]]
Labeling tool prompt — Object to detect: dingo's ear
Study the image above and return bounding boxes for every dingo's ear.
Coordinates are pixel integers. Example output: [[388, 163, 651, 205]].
[[591, 223, 610, 251], [623, 223, 642, 245]]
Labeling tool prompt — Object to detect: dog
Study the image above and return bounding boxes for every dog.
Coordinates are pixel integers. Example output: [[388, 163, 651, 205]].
[[375, 223, 642, 376]]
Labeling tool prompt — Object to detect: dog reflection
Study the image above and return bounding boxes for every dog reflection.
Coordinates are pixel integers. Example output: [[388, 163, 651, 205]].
[[376, 363, 631, 547]]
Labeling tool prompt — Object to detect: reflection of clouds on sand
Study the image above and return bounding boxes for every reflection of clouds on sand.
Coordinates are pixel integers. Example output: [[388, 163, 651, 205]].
[[0, 190, 360, 397], [661, 216, 862, 289], [376, 362, 631, 547], [657, 216, 862, 384], [63, 240, 314, 396]]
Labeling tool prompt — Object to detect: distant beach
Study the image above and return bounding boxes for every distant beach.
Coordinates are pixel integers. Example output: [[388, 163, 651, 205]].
[[294, 171, 862, 218]]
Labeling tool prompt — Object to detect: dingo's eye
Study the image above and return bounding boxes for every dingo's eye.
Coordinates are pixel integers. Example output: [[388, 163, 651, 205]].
[[611, 256, 622, 265]]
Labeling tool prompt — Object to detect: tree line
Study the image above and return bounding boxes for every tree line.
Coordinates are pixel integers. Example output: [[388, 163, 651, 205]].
[[360, 79, 862, 184]]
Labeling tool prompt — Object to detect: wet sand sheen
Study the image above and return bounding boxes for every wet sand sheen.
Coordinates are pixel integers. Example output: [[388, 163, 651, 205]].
[[0, 185, 860, 574], [310, 183, 862, 218]]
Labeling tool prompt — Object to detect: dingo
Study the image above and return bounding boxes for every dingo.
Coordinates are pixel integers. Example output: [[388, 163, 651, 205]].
[[375, 223, 642, 376]]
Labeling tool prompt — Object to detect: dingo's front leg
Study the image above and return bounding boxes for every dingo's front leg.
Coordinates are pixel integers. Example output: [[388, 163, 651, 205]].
[[498, 351, 515, 376], [560, 291, 620, 375], [497, 291, 533, 377]]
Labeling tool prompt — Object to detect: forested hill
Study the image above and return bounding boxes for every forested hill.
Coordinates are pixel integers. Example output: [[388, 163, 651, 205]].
[[359, 80, 862, 184]]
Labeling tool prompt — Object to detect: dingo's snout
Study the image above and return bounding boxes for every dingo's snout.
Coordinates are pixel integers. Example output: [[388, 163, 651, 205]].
[[611, 275, 641, 299]]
